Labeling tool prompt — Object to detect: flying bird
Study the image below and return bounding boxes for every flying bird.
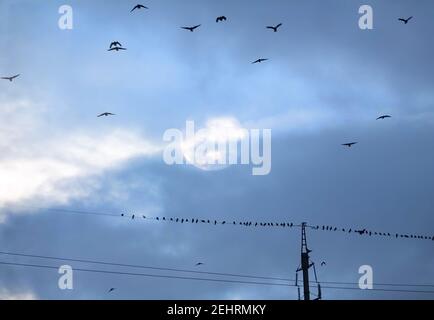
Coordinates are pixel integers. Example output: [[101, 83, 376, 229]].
[[376, 115, 391, 120], [195, 262, 204, 266], [321, 261, 326, 266], [181, 25, 201, 32], [252, 58, 268, 64], [97, 112, 115, 117], [398, 16, 413, 24], [131, 4, 148, 12], [1, 74, 20, 82], [110, 41, 122, 48], [108, 288, 116, 293], [216, 16, 227, 23], [342, 142, 358, 148], [266, 23, 282, 32], [108, 46, 127, 52]]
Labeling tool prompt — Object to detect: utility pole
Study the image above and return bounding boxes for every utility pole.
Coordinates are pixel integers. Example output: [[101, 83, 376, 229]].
[[300, 222, 311, 300], [296, 222, 321, 300]]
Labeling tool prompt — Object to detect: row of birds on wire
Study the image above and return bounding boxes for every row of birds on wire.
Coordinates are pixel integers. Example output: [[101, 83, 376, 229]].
[[119, 213, 433, 242]]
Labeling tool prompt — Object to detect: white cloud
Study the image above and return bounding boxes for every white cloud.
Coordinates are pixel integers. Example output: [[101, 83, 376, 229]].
[[0, 288, 37, 300], [180, 117, 247, 171], [0, 98, 162, 220]]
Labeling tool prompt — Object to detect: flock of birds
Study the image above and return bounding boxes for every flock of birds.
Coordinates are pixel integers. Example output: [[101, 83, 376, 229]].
[[1, 4, 413, 150]]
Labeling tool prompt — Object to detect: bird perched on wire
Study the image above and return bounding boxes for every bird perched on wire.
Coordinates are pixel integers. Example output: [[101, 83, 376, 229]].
[[376, 115, 391, 120], [131, 4, 148, 12], [266, 23, 282, 32], [1, 74, 20, 82], [216, 16, 227, 23], [181, 25, 201, 32]]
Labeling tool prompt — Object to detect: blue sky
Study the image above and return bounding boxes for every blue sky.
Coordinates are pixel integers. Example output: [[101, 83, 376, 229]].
[[0, 0, 433, 299]]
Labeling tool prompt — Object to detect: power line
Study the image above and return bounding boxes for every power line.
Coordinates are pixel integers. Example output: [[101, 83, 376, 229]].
[[1, 250, 433, 288], [5, 204, 433, 243], [0, 250, 292, 282], [1, 260, 434, 295]]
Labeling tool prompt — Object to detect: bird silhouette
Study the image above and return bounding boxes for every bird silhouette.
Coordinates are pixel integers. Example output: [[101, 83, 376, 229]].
[[398, 16, 413, 24], [195, 262, 204, 266], [376, 115, 391, 120], [216, 16, 227, 23], [109, 41, 122, 48], [108, 288, 116, 293], [181, 25, 201, 32], [252, 58, 268, 64], [131, 215, 135, 220], [342, 142, 358, 148], [266, 23, 282, 32], [108, 46, 127, 52], [1, 74, 20, 82], [131, 4, 148, 12], [321, 261, 326, 266], [97, 112, 115, 117], [356, 229, 366, 235]]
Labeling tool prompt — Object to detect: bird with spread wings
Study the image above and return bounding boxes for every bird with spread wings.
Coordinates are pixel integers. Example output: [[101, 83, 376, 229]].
[[131, 4, 148, 12], [1, 74, 20, 82], [398, 16, 413, 24], [97, 112, 115, 117], [266, 23, 282, 32], [342, 142, 358, 148], [181, 25, 201, 32], [252, 58, 268, 64]]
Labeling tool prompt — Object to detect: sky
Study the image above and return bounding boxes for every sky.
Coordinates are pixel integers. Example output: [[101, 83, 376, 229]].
[[0, 0, 433, 300]]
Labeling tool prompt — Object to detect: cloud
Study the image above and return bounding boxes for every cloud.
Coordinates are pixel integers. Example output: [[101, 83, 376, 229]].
[[0, 98, 162, 220], [180, 117, 248, 170], [0, 287, 37, 300]]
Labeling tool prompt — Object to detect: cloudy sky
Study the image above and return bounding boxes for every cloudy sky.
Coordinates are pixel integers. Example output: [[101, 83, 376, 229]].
[[0, 0, 433, 300]]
